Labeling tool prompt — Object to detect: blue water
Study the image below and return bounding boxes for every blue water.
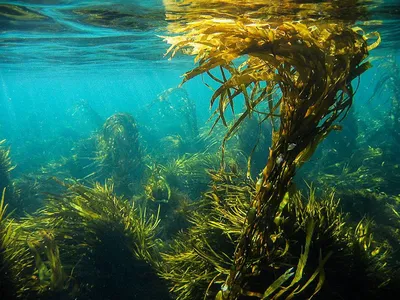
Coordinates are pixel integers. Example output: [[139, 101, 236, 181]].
[[0, 1, 220, 173]]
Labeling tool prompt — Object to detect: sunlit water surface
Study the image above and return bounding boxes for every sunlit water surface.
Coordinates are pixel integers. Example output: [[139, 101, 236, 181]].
[[0, 0, 399, 171]]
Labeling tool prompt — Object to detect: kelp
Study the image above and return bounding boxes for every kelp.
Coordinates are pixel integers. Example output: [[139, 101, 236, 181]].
[[161, 169, 393, 299], [137, 87, 200, 161], [0, 139, 23, 214], [304, 139, 400, 197], [162, 152, 221, 198], [160, 171, 253, 300], [144, 164, 172, 203], [163, 5, 380, 297], [155, 87, 199, 140], [13, 180, 170, 299], [0, 140, 15, 197], [304, 56, 400, 196], [0, 188, 18, 298], [0, 189, 33, 299], [12, 221, 70, 299], [95, 113, 144, 195], [44, 180, 162, 268], [368, 56, 400, 147]]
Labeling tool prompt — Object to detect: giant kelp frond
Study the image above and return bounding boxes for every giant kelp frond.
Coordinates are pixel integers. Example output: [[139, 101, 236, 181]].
[[162, 167, 396, 299], [164, 21, 376, 143]]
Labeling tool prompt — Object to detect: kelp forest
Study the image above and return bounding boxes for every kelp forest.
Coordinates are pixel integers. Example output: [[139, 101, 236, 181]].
[[1, 0, 400, 299]]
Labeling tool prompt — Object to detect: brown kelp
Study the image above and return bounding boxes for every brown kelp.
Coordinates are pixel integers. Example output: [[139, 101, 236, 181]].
[[0, 140, 23, 214], [304, 55, 400, 196], [162, 152, 221, 198], [144, 164, 172, 203], [162, 0, 380, 297], [160, 170, 252, 300], [95, 113, 144, 195], [11, 181, 170, 299], [0, 189, 33, 299], [0, 188, 18, 298], [156, 87, 199, 141], [161, 169, 394, 299], [0, 140, 15, 199], [138, 87, 200, 161], [141, 164, 194, 240]]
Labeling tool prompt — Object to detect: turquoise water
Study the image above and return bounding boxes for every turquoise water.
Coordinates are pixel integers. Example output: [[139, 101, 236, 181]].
[[1, 1, 400, 299]]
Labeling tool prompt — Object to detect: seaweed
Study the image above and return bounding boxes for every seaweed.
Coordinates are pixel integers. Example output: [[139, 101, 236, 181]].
[[11, 180, 170, 299], [0, 188, 19, 299], [163, 4, 381, 297], [0, 189, 33, 299], [161, 168, 395, 299], [0, 140, 15, 200], [162, 152, 220, 198], [0, 140, 23, 214], [95, 113, 144, 196], [138, 87, 200, 161]]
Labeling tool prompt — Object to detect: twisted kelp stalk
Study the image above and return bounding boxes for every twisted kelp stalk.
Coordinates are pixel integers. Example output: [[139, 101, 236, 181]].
[[163, 16, 380, 299]]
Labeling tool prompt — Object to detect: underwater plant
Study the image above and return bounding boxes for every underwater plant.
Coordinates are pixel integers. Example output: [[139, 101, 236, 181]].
[[161, 168, 395, 299], [144, 164, 172, 203], [0, 140, 15, 199], [95, 113, 144, 196], [11, 180, 170, 299], [137, 87, 200, 161], [162, 152, 221, 199], [301, 56, 400, 198], [0, 188, 19, 299], [0, 189, 33, 299], [0, 139, 23, 214], [160, 170, 252, 300], [162, 1, 381, 296]]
